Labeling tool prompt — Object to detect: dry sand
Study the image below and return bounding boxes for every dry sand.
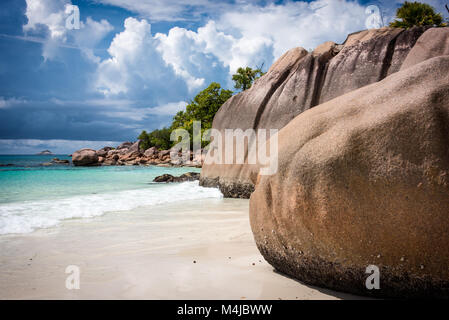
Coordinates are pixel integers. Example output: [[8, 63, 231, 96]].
[[0, 198, 362, 299]]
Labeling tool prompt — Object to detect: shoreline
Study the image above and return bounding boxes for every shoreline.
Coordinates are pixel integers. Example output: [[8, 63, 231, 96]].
[[0, 198, 363, 300]]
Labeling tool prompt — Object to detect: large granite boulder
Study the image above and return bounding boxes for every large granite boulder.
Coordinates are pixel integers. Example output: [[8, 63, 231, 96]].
[[250, 56, 449, 298], [400, 27, 449, 70], [72, 149, 99, 166], [318, 26, 427, 102], [200, 27, 428, 198]]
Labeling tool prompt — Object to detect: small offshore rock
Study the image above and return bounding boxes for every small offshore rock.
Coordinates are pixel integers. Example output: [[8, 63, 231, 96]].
[[153, 172, 200, 183]]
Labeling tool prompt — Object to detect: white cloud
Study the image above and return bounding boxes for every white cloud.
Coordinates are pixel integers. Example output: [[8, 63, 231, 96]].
[[95, 17, 195, 100], [146, 101, 187, 115], [151, 0, 367, 89], [155, 26, 211, 91], [23, 0, 69, 40], [23, 0, 113, 61], [95, 0, 233, 22], [0, 97, 27, 109], [154, 20, 273, 90], [96, 18, 160, 95], [215, 0, 367, 61], [74, 17, 114, 63], [99, 101, 187, 122], [93, 1, 370, 103]]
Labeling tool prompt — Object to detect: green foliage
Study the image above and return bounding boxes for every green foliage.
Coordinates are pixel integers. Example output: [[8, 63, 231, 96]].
[[138, 127, 172, 150], [173, 82, 233, 131], [138, 82, 233, 150], [232, 66, 265, 91], [171, 82, 233, 148], [389, 1, 446, 28], [149, 127, 172, 150], [138, 130, 151, 150]]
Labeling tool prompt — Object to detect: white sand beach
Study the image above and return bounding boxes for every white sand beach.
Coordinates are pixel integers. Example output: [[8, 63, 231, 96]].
[[0, 198, 362, 300]]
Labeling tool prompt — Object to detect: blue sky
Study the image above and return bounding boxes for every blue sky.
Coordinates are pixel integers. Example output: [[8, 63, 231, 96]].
[[0, 0, 447, 154]]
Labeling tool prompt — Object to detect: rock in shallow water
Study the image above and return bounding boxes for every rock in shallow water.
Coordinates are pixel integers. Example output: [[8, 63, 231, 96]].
[[250, 56, 449, 298], [153, 172, 200, 183], [52, 158, 70, 164], [72, 149, 99, 166]]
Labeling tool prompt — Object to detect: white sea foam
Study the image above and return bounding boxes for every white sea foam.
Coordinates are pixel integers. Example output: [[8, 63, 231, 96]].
[[0, 181, 222, 235]]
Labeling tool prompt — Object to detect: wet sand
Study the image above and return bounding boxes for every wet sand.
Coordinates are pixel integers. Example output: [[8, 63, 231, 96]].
[[0, 198, 362, 299]]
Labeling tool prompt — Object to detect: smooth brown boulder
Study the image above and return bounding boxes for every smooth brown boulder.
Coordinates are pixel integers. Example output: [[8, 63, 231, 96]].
[[72, 149, 99, 166], [401, 27, 449, 70], [250, 56, 449, 298], [200, 27, 427, 198]]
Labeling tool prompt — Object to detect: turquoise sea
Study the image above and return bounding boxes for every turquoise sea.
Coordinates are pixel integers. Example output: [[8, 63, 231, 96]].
[[0, 155, 220, 235]]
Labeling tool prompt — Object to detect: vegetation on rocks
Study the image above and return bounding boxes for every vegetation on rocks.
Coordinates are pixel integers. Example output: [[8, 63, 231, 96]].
[[389, 1, 447, 28], [231, 66, 265, 91], [138, 128, 171, 151]]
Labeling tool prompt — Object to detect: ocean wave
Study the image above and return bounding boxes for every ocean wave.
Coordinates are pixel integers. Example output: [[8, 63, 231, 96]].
[[0, 181, 222, 235]]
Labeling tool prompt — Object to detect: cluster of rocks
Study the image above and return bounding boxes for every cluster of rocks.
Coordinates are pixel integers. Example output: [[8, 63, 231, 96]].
[[41, 158, 70, 166], [72, 141, 204, 167], [51, 158, 69, 164], [153, 172, 200, 183]]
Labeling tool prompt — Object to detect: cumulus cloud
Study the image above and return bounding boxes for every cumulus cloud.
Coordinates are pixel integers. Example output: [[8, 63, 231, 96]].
[[23, 0, 69, 40], [214, 0, 369, 63], [154, 20, 270, 87], [90, 1, 381, 109], [74, 17, 114, 63], [94, 17, 192, 102], [150, 0, 367, 89], [23, 0, 113, 61]]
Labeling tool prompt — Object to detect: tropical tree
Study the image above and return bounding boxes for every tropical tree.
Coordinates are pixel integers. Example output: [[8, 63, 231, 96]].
[[148, 127, 172, 150], [138, 82, 232, 150], [138, 128, 172, 150], [232, 66, 265, 91], [171, 82, 233, 147], [389, 1, 446, 28], [138, 130, 151, 150]]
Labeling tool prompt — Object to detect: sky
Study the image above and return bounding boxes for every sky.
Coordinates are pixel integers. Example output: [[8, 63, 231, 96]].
[[0, 0, 447, 154]]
